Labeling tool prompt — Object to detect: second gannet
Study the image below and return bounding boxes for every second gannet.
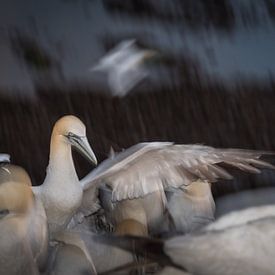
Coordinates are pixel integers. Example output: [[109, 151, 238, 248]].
[[0, 164, 48, 275]]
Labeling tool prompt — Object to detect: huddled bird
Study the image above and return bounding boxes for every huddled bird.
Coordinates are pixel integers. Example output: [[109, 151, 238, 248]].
[[1, 115, 275, 275], [96, 205, 275, 275]]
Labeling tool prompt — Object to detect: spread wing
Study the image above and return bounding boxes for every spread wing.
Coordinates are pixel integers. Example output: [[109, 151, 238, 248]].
[[81, 142, 274, 205]]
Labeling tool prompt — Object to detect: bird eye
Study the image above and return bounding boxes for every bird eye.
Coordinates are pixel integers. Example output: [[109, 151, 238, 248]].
[[66, 132, 77, 140]]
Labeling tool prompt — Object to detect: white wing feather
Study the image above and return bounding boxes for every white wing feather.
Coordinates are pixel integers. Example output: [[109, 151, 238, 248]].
[[81, 142, 274, 204]]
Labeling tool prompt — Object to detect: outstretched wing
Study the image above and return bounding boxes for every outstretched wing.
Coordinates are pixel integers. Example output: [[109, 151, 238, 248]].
[[81, 142, 274, 204]]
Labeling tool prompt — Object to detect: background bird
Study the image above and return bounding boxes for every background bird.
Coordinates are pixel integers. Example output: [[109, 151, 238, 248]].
[[91, 39, 157, 97]]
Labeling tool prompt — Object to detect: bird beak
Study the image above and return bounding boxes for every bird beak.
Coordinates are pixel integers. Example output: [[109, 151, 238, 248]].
[[70, 136, 98, 166]]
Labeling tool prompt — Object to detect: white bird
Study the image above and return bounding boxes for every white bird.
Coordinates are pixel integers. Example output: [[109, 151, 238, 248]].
[[91, 39, 156, 97], [0, 164, 48, 275], [97, 205, 275, 275], [78, 142, 274, 237], [32, 115, 97, 236]]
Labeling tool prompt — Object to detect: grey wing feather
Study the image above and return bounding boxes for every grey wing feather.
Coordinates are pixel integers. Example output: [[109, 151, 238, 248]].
[[80, 142, 274, 206]]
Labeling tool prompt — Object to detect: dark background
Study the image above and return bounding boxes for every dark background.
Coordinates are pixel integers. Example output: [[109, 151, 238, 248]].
[[1, 0, 275, 198]]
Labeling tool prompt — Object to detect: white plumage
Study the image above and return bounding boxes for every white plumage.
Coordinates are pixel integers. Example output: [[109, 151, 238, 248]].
[[31, 115, 97, 236]]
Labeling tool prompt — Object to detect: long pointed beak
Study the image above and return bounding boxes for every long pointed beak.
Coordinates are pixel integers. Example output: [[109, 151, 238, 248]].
[[73, 137, 98, 166]]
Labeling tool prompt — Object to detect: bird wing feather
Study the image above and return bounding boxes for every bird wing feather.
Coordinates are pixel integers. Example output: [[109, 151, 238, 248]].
[[81, 143, 274, 205]]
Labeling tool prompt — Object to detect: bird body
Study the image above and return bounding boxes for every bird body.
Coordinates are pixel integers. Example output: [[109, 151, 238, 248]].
[[0, 165, 48, 275], [32, 150, 83, 234], [99, 186, 166, 235], [166, 180, 215, 234]]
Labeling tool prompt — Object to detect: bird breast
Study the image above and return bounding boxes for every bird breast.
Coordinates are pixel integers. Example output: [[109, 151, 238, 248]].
[[41, 182, 83, 233]]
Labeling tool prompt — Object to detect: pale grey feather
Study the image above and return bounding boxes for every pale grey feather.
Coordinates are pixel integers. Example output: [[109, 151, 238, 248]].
[[81, 142, 274, 207]]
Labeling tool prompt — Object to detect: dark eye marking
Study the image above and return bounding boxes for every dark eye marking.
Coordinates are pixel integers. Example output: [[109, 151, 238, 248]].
[[66, 132, 85, 139]]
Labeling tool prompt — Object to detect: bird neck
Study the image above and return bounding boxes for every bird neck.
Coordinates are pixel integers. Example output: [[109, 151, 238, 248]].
[[45, 135, 79, 187]]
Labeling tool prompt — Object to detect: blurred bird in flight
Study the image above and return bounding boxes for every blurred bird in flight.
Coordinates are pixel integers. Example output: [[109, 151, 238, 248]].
[[90, 39, 157, 97]]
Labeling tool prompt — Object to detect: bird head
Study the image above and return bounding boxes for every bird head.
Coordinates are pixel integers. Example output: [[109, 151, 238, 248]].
[[0, 165, 33, 217], [52, 115, 97, 166]]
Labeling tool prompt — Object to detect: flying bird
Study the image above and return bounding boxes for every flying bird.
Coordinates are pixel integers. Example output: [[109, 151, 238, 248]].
[[91, 39, 156, 97]]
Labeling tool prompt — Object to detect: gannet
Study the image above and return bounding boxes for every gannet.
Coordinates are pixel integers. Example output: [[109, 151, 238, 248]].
[[91, 39, 156, 97], [32, 115, 97, 236], [97, 205, 275, 275], [78, 142, 274, 236], [0, 164, 48, 275]]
